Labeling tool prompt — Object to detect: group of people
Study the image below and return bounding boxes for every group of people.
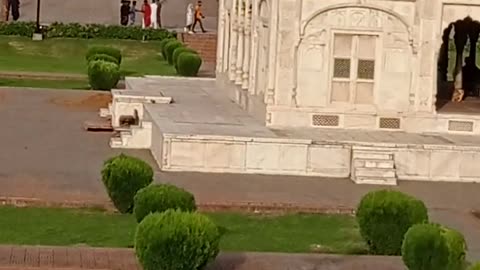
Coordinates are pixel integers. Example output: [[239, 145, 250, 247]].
[[4, 0, 20, 22], [120, 0, 159, 28], [120, 0, 206, 33]]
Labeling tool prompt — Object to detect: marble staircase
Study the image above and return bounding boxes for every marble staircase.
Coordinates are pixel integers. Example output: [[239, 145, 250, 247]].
[[351, 146, 397, 185]]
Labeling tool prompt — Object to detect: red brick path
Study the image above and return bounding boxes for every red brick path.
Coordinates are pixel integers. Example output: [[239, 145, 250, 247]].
[[0, 245, 404, 270], [0, 246, 139, 270]]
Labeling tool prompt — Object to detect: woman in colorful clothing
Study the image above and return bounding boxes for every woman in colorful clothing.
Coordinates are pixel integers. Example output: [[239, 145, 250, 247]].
[[141, 0, 151, 28]]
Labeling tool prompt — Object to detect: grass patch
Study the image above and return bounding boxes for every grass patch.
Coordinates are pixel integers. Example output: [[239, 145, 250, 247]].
[[0, 207, 366, 254], [0, 78, 90, 89], [0, 36, 176, 76]]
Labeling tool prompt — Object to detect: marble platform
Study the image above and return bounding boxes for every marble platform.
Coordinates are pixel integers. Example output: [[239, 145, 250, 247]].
[[104, 76, 480, 185]]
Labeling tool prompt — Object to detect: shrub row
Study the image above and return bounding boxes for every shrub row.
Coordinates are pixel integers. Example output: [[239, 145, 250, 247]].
[[86, 46, 122, 90], [160, 38, 202, 77], [356, 189, 467, 270], [101, 154, 220, 270], [0, 21, 175, 41]]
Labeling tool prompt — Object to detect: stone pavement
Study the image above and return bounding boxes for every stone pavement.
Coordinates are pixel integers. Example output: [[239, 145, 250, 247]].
[[0, 88, 479, 260], [18, 0, 218, 30], [0, 245, 404, 270]]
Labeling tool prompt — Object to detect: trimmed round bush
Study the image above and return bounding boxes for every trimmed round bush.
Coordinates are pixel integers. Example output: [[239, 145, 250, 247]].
[[86, 46, 122, 64], [101, 154, 153, 213], [160, 38, 175, 58], [88, 60, 120, 91], [133, 184, 197, 223], [135, 210, 221, 270], [164, 40, 183, 65], [402, 223, 450, 270], [172, 47, 197, 70], [87, 53, 120, 65], [177, 52, 202, 77], [439, 225, 467, 270], [356, 190, 428, 255]]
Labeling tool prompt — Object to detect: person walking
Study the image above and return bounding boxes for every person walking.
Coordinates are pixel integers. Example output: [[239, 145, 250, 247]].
[[184, 3, 194, 33], [129, 1, 137, 26], [150, 0, 158, 29], [120, 0, 130, 26], [191, 0, 206, 33], [141, 0, 151, 28], [7, 0, 20, 21]]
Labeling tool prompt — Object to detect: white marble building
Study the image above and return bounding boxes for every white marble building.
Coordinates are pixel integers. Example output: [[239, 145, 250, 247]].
[[216, 0, 480, 135]]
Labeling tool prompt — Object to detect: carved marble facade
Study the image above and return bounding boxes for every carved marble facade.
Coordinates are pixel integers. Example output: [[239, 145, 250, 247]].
[[216, 0, 480, 134]]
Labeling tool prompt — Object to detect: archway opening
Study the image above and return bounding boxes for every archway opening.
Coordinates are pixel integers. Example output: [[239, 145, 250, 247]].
[[437, 16, 480, 113]]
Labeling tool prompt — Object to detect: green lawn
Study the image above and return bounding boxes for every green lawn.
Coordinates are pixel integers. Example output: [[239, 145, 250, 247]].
[[0, 36, 176, 76], [0, 207, 366, 254], [0, 78, 90, 89]]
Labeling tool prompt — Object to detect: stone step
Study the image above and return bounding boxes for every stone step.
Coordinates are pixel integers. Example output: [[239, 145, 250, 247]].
[[99, 107, 111, 118], [353, 159, 394, 169], [355, 168, 395, 178], [352, 151, 393, 160], [109, 137, 123, 148], [353, 177, 397, 186]]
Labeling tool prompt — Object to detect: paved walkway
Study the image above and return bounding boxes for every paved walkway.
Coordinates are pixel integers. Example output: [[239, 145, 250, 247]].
[[0, 88, 479, 260], [18, 0, 218, 30], [0, 245, 404, 270]]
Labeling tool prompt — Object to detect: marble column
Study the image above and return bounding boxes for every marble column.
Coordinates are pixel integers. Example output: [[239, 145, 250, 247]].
[[241, 0, 251, 89], [216, 0, 225, 74], [234, 0, 245, 85], [229, 0, 238, 80], [438, 24, 452, 82], [453, 22, 468, 94]]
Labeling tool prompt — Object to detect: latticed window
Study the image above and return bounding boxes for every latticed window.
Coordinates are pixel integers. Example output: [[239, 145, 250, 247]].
[[331, 34, 376, 105]]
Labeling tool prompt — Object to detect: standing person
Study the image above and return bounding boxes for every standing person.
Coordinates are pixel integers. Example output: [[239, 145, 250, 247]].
[[150, 0, 158, 29], [8, 0, 20, 21], [120, 1, 130, 26], [191, 0, 206, 33], [184, 3, 194, 33], [129, 1, 137, 26], [141, 0, 151, 28]]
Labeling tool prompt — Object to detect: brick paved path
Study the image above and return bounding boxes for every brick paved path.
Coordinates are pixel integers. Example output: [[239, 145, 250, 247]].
[[0, 245, 404, 270]]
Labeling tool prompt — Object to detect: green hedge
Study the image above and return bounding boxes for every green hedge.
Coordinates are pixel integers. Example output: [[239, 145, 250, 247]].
[[402, 224, 450, 270], [133, 184, 197, 223], [173, 47, 198, 70], [101, 154, 154, 213], [87, 53, 119, 65], [86, 46, 122, 64], [164, 40, 183, 65], [160, 38, 176, 59], [0, 21, 175, 41], [135, 210, 220, 270], [356, 190, 428, 255], [439, 225, 467, 270], [177, 53, 202, 77], [88, 60, 121, 91]]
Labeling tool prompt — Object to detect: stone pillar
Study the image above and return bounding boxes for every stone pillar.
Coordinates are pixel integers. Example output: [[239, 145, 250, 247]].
[[438, 24, 452, 82], [234, 0, 245, 85], [222, 10, 230, 73], [216, 0, 225, 74], [265, 0, 278, 105], [453, 22, 468, 93], [229, 0, 238, 81], [241, 0, 251, 89]]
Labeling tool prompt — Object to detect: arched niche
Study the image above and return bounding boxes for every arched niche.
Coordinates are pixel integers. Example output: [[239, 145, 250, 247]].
[[295, 5, 413, 112]]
